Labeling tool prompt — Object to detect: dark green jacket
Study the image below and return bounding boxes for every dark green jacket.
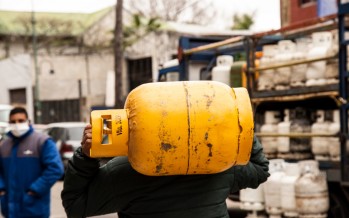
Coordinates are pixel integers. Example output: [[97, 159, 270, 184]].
[[61, 136, 269, 218]]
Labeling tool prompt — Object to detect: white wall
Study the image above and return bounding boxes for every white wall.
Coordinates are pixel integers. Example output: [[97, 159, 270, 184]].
[[0, 54, 34, 121], [125, 31, 179, 82], [83, 8, 115, 47], [37, 54, 117, 105], [0, 52, 127, 123]]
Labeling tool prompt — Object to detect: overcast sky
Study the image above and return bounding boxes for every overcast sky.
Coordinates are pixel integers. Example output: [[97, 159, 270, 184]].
[[0, 0, 280, 32]]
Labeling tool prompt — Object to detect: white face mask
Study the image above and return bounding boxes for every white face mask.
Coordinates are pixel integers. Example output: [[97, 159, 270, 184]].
[[9, 122, 30, 137]]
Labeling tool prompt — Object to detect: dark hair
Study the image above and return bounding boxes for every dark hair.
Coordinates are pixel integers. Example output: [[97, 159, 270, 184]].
[[9, 107, 28, 119]]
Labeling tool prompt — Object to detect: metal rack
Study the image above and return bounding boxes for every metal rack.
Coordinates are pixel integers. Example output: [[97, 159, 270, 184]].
[[246, 1, 348, 184], [244, 2, 349, 216], [337, 1, 349, 183], [157, 5, 349, 214]]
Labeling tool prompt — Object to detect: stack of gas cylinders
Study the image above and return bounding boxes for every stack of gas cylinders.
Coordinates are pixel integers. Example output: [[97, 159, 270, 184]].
[[239, 108, 344, 217], [257, 30, 339, 91], [240, 159, 329, 218], [259, 108, 341, 161]]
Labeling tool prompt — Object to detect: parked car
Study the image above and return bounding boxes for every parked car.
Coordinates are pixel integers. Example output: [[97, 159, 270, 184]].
[[43, 122, 87, 169], [32, 124, 48, 133], [0, 104, 12, 141]]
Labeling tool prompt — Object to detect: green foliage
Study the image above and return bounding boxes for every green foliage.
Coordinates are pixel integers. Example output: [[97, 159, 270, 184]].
[[123, 13, 162, 48], [0, 20, 8, 33], [0, 7, 113, 53], [0, 7, 112, 36], [13, 15, 80, 36], [231, 13, 254, 30]]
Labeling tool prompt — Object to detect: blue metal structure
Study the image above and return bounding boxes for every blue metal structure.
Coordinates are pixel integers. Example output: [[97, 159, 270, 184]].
[[158, 65, 179, 81], [178, 36, 249, 81], [337, 1, 349, 183], [157, 35, 232, 81], [158, 34, 284, 82], [158, 35, 251, 81]]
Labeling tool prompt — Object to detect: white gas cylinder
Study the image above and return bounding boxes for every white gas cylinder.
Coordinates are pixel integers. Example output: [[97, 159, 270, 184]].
[[328, 110, 340, 161], [291, 38, 310, 87], [263, 159, 285, 218], [324, 31, 339, 84], [261, 111, 281, 158], [258, 45, 278, 91], [245, 211, 267, 218], [277, 109, 290, 153], [311, 110, 330, 160], [295, 160, 329, 218], [325, 59, 339, 85], [280, 162, 301, 218], [212, 55, 233, 86], [273, 40, 295, 90], [306, 31, 333, 86], [239, 186, 265, 212], [163, 59, 180, 81], [289, 108, 312, 160]]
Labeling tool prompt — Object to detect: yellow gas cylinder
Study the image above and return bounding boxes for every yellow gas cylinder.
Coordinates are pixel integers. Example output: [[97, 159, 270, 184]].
[[90, 81, 254, 176]]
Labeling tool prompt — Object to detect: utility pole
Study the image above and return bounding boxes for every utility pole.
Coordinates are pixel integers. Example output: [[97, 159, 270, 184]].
[[32, 0, 41, 123], [114, 0, 123, 108]]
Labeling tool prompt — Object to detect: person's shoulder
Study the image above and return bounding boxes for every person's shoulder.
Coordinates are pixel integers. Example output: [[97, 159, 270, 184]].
[[107, 156, 130, 167], [0, 136, 11, 147], [30, 131, 52, 146], [32, 131, 49, 139], [105, 156, 135, 174]]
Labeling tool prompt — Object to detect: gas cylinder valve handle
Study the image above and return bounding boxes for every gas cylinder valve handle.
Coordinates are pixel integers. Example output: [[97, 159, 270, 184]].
[[90, 109, 129, 157]]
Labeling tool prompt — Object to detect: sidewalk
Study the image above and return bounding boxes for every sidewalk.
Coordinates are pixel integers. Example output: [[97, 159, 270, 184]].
[[51, 181, 118, 218]]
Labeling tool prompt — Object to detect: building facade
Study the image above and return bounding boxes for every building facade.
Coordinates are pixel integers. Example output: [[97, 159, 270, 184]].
[[280, 0, 337, 27], [0, 6, 242, 124]]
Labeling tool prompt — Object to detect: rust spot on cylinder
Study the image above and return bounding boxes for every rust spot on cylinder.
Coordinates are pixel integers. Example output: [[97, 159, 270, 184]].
[[204, 94, 213, 109], [183, 82, 191, 175], [205, 132, 208, 140], [207, 143, 213, 157], [206, 99, 212, 108], [204, 86, 215, 109], [156, 164, 162, 173], [161, 143, 173, 151]]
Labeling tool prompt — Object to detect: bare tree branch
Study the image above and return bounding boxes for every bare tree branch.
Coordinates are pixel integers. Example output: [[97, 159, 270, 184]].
[[125, 0, 217, 25]]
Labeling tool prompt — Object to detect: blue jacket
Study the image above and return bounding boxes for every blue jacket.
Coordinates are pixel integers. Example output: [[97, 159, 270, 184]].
[[0, 126, 64, 218]]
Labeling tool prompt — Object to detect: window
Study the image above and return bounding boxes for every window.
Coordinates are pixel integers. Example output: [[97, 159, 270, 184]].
[[9, 88, 26, 105], [299, 0, 317, 7], [127, 57, 153, 91]]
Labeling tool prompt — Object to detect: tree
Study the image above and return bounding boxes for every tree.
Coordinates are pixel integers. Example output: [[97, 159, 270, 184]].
[[13, 15, 82, 55], [114, 0, 124, 108], [125, 0, 217, 25], [121, 0, 218, 48], [114, 0, 219, 105], [123, 13, 162, 47], [231, 13, 255, 30]]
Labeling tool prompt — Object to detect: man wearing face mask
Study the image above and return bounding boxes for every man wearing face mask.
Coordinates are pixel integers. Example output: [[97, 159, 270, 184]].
[[0, 107, 64, 218]]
